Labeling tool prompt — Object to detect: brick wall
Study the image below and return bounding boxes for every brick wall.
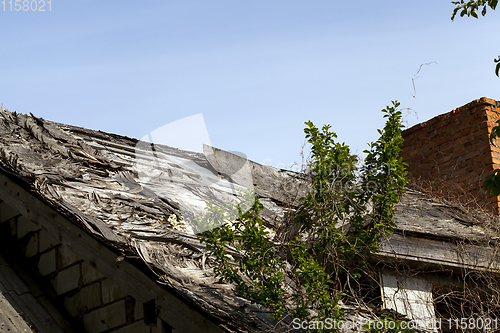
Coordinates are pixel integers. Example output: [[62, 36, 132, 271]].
[[0, 200, 177, 333], [401, 97, 500, 213]]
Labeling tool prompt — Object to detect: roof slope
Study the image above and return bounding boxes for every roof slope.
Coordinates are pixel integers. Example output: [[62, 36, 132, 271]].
[[0, 110, 498, 331], [395, 188, 500, 242]]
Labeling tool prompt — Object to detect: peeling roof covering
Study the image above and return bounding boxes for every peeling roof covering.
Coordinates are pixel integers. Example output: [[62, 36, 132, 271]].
[[0, 110, 498, 332], [0, 110, 309, 332], [395, 188, 500, 243]]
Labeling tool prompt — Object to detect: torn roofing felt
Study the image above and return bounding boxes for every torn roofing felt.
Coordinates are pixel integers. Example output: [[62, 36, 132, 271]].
[[0, 109, 311, 332], [0, 110, 499, 331]]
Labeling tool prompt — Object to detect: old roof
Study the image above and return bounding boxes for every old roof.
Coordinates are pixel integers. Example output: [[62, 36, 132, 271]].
[[0, 110, 312, 332], [0, 110, 498, 331]]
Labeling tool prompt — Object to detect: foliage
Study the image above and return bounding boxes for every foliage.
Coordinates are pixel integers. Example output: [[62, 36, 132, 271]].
[[451, 0, 500, 77], [198, 192, 289, 320], [485, 120, 500, 196], [198, 101, 408, 332], [483, 169, 500, 196], [451, 0, 497, 19]]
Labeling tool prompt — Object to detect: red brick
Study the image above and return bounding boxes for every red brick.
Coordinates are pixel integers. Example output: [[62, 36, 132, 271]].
[[454, 167, 468, 177], [400, 98, 500, 214], [417, 146, 429, 154], [419, 162, 435, 172], [479, 121, 490, 130], [468, 175, 479, 183], [470, 189, 481, 197], [428, 134, 441, 144], [438, 159, 458, 171], [440, 148, 454, 157], [462, 114, 476, 123], [406, 154, 424, 163], [486, 119, 498, 127], [456, 122, 471, 132], [456, 134, 472, 143], [461, 127, 472, 135], [452, 149, 467, 159], [417, 133, 428, 141], [472, 154, 485, 163], [469, 183, 479, 190], [479, 97, 497, 105], [425, 150, 438, 158], [442, 141, 457, 150], [472, 143, 489, 153], [486, 110, 499, 118], [464, 150, 481, 161], [476, 161, 495, 173], [490, 145, 500, 154], [488, 116, 498, 122], [402, 124, 424, 137], [413, 140, 425, 149], [456, 174, 471, 183], [436, 155, 452, 164], [401, 147, 413, 156]]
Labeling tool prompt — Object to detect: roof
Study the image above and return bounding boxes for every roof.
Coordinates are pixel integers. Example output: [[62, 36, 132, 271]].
[[0, 110, 498, 331], [0, 110, 311, 332], [380, 188, 500, 272], [396, 188, 499, 242]]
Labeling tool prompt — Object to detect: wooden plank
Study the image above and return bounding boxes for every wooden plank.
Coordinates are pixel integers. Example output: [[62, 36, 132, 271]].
[[0, 170, 224, 333], [0, 200, 21, 223], [377, 234, 500, 272], [0, 291, 34, 333], [381, 271, 436, 329]]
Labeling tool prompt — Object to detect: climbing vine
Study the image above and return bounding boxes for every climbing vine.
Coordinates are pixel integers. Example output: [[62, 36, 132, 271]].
[[198, 101, 408, 332]]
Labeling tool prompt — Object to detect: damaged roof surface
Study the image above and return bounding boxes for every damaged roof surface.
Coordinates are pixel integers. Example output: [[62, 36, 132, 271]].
[[395, 189, 500, 243], [0, 110, 310, 332], [0, 110, 499, 331]]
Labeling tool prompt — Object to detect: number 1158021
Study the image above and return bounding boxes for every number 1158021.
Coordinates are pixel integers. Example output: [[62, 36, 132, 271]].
[[2, 0, 51, 11]]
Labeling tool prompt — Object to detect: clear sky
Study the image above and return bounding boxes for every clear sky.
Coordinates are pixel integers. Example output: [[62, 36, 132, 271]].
[[1, 1, 499, 170]]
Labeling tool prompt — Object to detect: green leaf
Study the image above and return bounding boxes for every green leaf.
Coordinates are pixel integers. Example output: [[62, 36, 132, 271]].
[[199, 101, 408, 326], [484, 170, 500, 196]]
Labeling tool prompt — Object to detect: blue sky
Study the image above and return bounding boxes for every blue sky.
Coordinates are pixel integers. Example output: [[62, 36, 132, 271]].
[[1, 1, 499, 169]]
